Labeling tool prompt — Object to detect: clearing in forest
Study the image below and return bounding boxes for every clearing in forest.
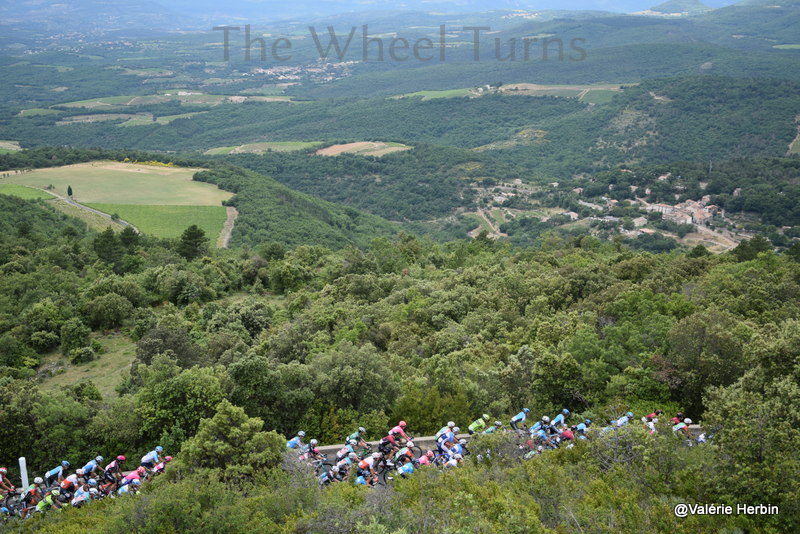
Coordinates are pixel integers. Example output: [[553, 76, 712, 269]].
[[315, 142, 412, 157]]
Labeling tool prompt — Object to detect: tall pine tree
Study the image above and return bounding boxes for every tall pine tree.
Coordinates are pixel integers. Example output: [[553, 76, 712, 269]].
[[178, 224, 209, 260]]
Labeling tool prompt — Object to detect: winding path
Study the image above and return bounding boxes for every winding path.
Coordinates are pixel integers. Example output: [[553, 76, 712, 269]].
[[218, 206, 238, 248], [14, 184, 140, 233]]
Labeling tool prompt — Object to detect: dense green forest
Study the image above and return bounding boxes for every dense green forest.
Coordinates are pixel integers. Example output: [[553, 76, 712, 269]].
[[1, 192, 798, 531], [4, 76, 797, 183]]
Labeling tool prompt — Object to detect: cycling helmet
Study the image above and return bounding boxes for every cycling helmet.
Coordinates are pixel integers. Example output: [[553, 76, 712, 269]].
[[117, 455, 126, 462], [541, 416, 550, 424], [655, 409, 664, 415], [495, 420, 502, 426], [132, 479, 141, 486], [137, 466, 146, 475], [89, 488, 99, 495], [482, 414, 490, 421], [95, 456, 103, 463], [447, 421, 455, 428], [77, 468, 86, 476], [331, 466, 340, 473], [684, 418, 693, 424], [51, 489, 60, 496], [61, 460, 70, 468], [297, 431, 306, 437], [584, 419, 592, 426], [523, 408, 530, 414], [34, 477, 43, 484], [458, 439, 467, 445], [310, 439, 318, 446], [349, 439, 357, 446], [452, 427, 460, 433], [562, 409, 570, 415], [358, 427, 366, 433], [398, 421, 407, 428], [426, 450, 434, 458], [348, 452, 358, 460], [1, 507, 9, 514], [372, 452, 382, 459], [0, 467, 6, 474], [155, 446, 164, 453], [87, 479, 97, 486], [453, 454, 463, 460], [626, 411, 634, 418]]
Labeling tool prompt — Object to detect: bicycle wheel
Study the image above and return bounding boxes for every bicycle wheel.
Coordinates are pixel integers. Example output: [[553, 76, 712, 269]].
[[3, 491, 20, 510], [379, 465, 396, 486], [409, 445, 423, 458]]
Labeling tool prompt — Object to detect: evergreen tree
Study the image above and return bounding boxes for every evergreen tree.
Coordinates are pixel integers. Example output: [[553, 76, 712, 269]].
[[67, 185, 73, 197], [93, 227, 124, 266], [119, 226, 140, 250], [178, 224, 209, 260]]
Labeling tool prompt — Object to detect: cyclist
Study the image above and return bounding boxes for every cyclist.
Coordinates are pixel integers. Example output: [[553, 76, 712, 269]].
[[287, 431, 306, 450], [417, 450, 435, 466], [436, 421, 456, 439], [468, 414, 491, 435], [357, 453, 382, 486], [551, 409, 570, 427], [347, 427, 369, 450], [378, 432, 400, 461], [60, 469, 82, 494], [101, 455, 126, 493], [451, 438, 468, 457], [335, 439, 359, 461], [80, 456, 104, 479], [0, 467, 13, 494], [18, 477, 44, 519], [483, 420, 504, 434], [118, 479, 141, 495], [670, 412, 685, 425], [141, 446, 164, 470], [444, 453, 463, 468], [35, 488, 62, 513], [120, 466, 146, 487], [437, 426, 458, 453], [389, 421, 411, 442], [510, 408, 530, 431], [153, 456, 172, 476], [616, 411, 634, 427], [44, 460, 70, 487], [392, 446, 414, 467], [646, 409, 664, 420]]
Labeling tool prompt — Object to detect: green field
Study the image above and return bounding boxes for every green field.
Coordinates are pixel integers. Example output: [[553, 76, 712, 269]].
[[205, 141, 322, 155], [6, 161, 230, 205], [86, 204, 228, 239], [118, 111, 207, 127], [580, 89, 619, 105], [395, 88, 472, 100], [18, 108, 63, 116], [0, 184, 52, 199], [0, 140, 22, 153], [55, 93, 287, 110], [38, 333, 136, 398]]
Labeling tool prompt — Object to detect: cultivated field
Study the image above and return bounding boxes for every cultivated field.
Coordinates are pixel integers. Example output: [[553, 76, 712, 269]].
[[0, 183, 52, 199], [316, 142, 412, 157], [54, 92, 294, 110], [205, 141, 322, 155], [86, 204, 228, 239], [395, 88, 472, 100], [502, 83, 626, 102], [0, 140, 23, 153], [5, 161, 230, 205]]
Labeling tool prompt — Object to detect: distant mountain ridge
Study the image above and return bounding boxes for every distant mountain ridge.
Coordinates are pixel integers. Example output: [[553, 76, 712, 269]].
[[649, 0, 713, 13]]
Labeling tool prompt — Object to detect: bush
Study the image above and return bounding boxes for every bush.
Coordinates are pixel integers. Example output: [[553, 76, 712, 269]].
[[70, 346, 96, 364]]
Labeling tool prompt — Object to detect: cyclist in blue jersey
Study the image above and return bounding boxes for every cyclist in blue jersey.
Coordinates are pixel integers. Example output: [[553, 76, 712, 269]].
[[551, 408, 570, 427], [510, 408, 530, 431], [483, 420, 504, 434], [80, 456, 104, 479], [44, 461, 70, 487], [287, 431, 306, 449]]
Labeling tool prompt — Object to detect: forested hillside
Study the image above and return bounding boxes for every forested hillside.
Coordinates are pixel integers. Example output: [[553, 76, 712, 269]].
[[1, 192, 798, 531]]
